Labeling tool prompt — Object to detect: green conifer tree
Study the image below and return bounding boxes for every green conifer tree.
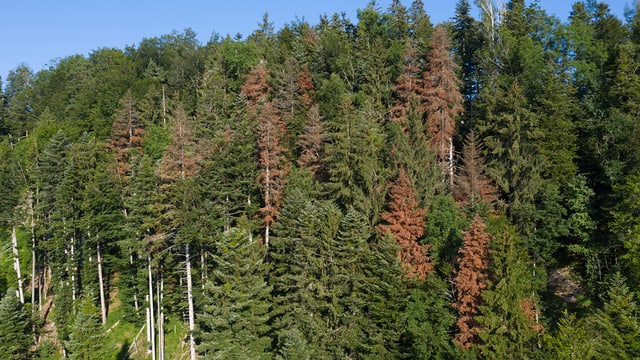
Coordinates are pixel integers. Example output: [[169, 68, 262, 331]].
[[197, 230, 272, 359], [0, 290, 34, 360]]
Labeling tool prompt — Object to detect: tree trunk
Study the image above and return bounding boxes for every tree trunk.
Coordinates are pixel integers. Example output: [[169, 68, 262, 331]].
[[186, 245, 196, 360], [11, 226, 25, 304], [97, 241, 107, 324], [70, 236, 76, 302], [148, 257, 156, 360], [29, 192, 36, 311], [157, 274, 164, 360]]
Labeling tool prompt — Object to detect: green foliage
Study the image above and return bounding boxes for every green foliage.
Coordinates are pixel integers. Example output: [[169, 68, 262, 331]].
[[544, 311, 600, 360], [197, 230, 272, 359], [588, 272, 640, 358], [1, 3, 640, 359], [0, 290, 34, 360], [64, 295, 107, 360], [403, 278, 460, 359], [477, 216, 544, 359]]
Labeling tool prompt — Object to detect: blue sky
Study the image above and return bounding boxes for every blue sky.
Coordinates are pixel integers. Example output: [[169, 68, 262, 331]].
[[0, 1, 629, 80]]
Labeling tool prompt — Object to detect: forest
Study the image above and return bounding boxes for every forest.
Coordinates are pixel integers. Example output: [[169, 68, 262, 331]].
[[1, 0, 639, 358]]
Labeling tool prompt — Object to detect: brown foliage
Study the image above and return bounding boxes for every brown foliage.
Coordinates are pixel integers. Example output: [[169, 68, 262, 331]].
[[453, 213, 490, 348], [390, 44, 422, 126], [378, 168, 433, 279], [110, 90, 144, 179], [454, 130, 498, 207], [298, 66, 315, 110], [157, 103, 200, 181], [256, 101, 289, 228], [420, 25, 463, 166], [242, 61, 290, 241], [297, 104, 327, 178], [241, 61, 271, 111]]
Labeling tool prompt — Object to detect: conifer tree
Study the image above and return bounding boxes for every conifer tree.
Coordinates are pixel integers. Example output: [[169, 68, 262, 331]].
[[197, 230, 272, 359], [297, 104, 327, 180], [477, 216, 543, 358], [453, 213, 490, 349], [544, 311, 600, 360], [403, 277, 460, 359], [378, 167, 432, 279], [241, 62, 289, 250], [64, 295, 107, 360], [155, 101, 201, 359], [420, 25, 463, 183], [0, 290, 34, 360], [110, 89, 144, 180], [589, 272, 640, 358], [454, 130, 498, 208]]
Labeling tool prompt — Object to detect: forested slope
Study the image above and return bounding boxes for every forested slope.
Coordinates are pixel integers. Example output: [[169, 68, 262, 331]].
[[1, 0, 639, 358]]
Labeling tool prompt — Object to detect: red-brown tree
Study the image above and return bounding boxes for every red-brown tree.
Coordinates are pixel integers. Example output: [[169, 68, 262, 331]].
[[242, 61, 289, 250], [420, 25, 463, 182], [110, 89, 144, 180], [454, 130, 499, 207], [390, 43, 422, 127], [453, 213, 490, 349], [378, 167, 433, 279], [297, 104, 327, 179]]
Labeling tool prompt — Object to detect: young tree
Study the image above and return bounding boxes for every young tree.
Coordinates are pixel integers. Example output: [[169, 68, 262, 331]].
[[453, 213, 490, 349], [378, 167, 432, 279], [64, 295, 107, 360], [0, 289, 34, 360]]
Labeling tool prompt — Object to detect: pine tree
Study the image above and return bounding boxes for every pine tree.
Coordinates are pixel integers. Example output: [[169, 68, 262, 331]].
[[378, 167, 432, 279], [453, 213, 490, 349], [0, 290, 34, 360]]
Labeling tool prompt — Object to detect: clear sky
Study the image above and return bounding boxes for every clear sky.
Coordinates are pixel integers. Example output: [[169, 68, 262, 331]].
[[0, 0, 630, 80]]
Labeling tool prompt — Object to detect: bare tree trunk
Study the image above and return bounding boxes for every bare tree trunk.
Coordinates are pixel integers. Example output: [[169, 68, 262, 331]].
[[70, 236, 76, 302], [11, 226, 25, 304], [157, 274, 164, 360], [130, 250, 139, 313], [29, 192, 36, 311], [148, 257, 156, 360], [247, 196, 253, 243], [162, 85, 167, 126], [449, 136, 455, 187], [200, 248, 206, 290], [186, 245, 196, 360], [97, 241, 107, 324]]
